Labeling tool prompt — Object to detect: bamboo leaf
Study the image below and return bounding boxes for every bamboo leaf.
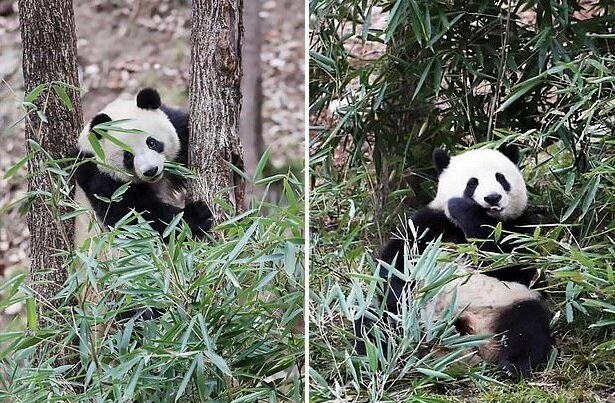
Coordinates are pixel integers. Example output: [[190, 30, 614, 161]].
[[203, 350, 232, 376], [497, 77, 543, 112], [26, 297, 37, 331], [24, 83, 47, 103], [52, 83, 73, 111], [88, 132, 106, 161], [175, 357, 198, 402], [412, 58, 435, 101], [111, 182, 131, 202], [124, 358, 144, 400], [3, 153, 32, 179]]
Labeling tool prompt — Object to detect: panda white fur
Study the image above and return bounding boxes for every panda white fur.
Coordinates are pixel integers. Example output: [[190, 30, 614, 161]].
[[73, 87, 213, 248], [424, 265, 550, 379], [355, 144, 551, 380]]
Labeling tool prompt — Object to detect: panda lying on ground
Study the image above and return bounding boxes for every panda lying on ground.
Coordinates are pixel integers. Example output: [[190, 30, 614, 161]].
[[355, 145, 551, 380], [74, 87, 213, 245]]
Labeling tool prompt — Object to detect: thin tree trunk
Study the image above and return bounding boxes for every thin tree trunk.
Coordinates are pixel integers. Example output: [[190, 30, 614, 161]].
[[239, 0, 264, 179], [187, 0, 245, 222], [18, 0, 82, 335]]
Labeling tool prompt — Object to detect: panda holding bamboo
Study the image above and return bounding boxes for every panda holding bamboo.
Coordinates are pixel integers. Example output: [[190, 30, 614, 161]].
[[73, 87, 213, 247], [355, 145, 552, 380]]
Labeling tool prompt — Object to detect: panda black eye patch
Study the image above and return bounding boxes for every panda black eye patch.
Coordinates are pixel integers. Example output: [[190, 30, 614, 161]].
[[464, 177, 479, 198], [495, 172, 511, 191], [123, 150, 134, 170], [146, 136, 164, 153]]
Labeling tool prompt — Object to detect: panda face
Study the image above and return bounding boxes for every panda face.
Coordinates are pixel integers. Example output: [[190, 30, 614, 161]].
[[119, 130, 171, 183], [430, 147, 528, 220], [78, 88, 180, 183]]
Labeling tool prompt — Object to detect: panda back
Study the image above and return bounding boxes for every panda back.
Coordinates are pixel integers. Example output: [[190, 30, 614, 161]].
[[429, 270, 540, 337], [431, 270, 550, 377], [451, 272, 540, 311]]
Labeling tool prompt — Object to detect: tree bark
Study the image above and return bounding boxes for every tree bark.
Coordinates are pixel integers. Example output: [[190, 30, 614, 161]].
[[18, 0, 82, 328], [239, 0, 264, 178], [187, 0, 245, 222]]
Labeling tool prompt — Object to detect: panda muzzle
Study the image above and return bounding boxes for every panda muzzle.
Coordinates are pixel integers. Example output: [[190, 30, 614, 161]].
[[143, 167, 161, 178]]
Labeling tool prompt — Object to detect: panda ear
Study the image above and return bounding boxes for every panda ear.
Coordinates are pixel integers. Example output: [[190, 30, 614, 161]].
[[433, 148, 450, 174], [136, 88, 161, 110], [497, 144, 520, 165], [90, 113, 112, 139]]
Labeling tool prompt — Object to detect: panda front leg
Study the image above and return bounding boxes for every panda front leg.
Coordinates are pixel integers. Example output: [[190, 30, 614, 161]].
[[139, 200, 213, 238], [108, 195, 213, 239], [447, 197, 500, 245], [182, 200, 214, 237]]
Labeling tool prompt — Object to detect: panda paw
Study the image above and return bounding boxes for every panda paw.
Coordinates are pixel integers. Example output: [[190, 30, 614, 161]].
[[183, 200, 214, 237], [447, 197, 479, 217], [447, 197, 487, 230]]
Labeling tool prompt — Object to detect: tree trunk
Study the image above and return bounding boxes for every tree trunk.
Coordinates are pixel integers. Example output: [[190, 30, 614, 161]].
[[18, 0, 82, 333], [187, 0, 245, 222], [239, 0, 264, 179]]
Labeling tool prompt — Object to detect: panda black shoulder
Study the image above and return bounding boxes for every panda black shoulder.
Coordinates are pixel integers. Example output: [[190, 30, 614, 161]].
[[73, 151, 99, 193], [411, 206, 465, 245], [160, 105, 188, 166], [378, 206, 464, 285]]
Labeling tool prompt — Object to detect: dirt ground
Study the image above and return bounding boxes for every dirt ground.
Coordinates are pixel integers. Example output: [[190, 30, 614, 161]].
[[0, 0, 304, 325]]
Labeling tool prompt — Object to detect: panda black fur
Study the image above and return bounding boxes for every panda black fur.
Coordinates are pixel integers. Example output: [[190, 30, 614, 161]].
[[356, 145, 551, 380], [73, 88, 213, 246]]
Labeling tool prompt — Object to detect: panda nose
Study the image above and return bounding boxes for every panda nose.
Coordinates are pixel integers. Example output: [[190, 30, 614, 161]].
[[143, 167, 159, 177], [484, 193, 502, 206]]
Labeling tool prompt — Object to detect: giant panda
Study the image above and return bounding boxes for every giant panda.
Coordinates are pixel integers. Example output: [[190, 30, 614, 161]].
[[73, 87, 213, 247], [72, 88, 213, 321], [355, 144, 551, 380]]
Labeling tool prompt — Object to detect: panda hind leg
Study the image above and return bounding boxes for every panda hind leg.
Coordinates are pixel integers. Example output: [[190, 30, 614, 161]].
[[493, 299, 551, 380], [353, 314, 373, 356]]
